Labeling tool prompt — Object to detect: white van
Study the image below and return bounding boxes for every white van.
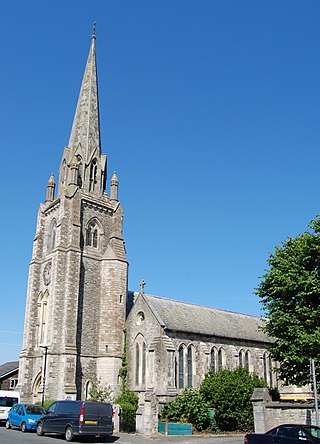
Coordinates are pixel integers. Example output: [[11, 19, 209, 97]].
[[0, 390, 20, 424]]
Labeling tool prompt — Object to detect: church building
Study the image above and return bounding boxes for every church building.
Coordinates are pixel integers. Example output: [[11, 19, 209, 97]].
[[18, 34, 275, 433]]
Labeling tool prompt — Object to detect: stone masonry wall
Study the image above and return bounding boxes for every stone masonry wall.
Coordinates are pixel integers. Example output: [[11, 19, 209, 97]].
[[252, 388, 316, 433]]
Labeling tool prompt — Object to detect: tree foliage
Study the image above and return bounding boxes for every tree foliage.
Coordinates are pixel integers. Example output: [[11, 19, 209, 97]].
[[115, 387, 138, 433], [115, 329, 138, 433], [88, 377, 113, 402], [118, 328, 128, 384], [256, 217, 320, 386], [36, 400, 56, 410], [160, 388, 209, 431], [200, 368, 267, 432]]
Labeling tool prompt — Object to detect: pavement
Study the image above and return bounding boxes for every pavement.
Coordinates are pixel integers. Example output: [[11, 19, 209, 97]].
[[114, 432, 245, 443]]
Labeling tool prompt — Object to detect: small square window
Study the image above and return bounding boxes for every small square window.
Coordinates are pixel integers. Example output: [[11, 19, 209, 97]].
[[10, 379, 18, 389]]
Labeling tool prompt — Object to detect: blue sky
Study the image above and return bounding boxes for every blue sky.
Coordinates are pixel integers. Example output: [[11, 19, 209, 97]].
[[1, 0, 320, 363]]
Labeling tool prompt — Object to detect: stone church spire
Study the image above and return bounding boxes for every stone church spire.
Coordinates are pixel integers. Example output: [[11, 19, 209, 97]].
[[58, 31, 107, 198], [19, 32, 128, 405], [68, 32, 101, 160]]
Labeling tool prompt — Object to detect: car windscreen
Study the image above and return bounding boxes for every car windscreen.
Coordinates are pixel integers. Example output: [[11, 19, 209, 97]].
[[0, 397, 19, 407], [25, 405, 44, 415], [305, 426, 320, 439]]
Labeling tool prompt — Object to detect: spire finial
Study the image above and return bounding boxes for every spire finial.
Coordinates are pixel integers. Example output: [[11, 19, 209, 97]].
[[92, 21, 96, 40]]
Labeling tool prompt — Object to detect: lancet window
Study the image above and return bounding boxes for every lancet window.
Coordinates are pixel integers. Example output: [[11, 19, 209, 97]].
[[86, 219, 99, 248], [47, 219, 57, 253], [263, 352, 271, 384], [239, 349, 245, 368], [77, 155, 83, 188], [89, 159, 98, 192], [245, 350, 250, 370], [217, 348, 224, 371], [135, 343, 140, 386], [142, 342, 146, 385], [178, 345, 184, 389], [37, 291, 49, 346], [210, 347, 217, 372], [134, 336, 147, 387], [187, 346, 194, 387], [61, 159, 67, 184]]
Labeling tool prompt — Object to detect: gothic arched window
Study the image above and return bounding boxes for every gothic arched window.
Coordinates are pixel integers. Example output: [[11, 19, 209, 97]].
[[134, 336, 147, 387], [245, 350, 250, 370], [89, 159, 98, 192], [178, 345, 184, 389], [135, 343, 140, 386], [239, 349, 245, 368], [269, 356, 274, 387], [85, 380, 92, 400], [142, 342, 146, 386], [263, 352, 268, 383], [187, 346, 193, 387], [218, 348, 224, 371], [210, 347, 217, 372], [61, 159, 67, 184], [86, 220, 99, 248], [38, 291, 49, 346], [47, 219, 57, 253], [77, 155, 83, 188]]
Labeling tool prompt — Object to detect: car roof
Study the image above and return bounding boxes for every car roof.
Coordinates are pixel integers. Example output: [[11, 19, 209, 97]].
[[19, 403, 41, 407], [273, 424, 320, 429]]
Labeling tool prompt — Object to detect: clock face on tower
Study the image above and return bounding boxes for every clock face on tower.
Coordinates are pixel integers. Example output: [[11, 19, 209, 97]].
[[43, 261, 52, 286]]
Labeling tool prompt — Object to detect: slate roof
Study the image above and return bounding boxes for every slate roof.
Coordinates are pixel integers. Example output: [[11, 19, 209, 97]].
[[143, 294, 273, 344], [0, 361, 19, 378]]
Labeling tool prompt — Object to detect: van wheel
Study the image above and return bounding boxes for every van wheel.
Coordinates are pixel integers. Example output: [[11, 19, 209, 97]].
[[36, 422, 45, 436], [5, 419, 11, 429], [21, 422, 27, 432], [65, 426, 74, 442]]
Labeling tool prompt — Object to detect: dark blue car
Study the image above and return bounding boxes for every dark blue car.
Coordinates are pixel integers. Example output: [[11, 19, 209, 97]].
[[6, 403, 44, 432]]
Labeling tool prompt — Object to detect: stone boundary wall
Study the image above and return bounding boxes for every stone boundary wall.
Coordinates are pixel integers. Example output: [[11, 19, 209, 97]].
[[252, 388, 316, 433]]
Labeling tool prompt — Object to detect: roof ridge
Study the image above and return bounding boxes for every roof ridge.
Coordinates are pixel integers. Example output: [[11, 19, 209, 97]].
[[144, 293, 261, 319]]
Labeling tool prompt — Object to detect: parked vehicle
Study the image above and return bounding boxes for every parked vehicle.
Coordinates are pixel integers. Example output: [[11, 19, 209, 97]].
[[0, 390, 20, 424], [6, 403, 44, 432], [245, 424, 320, 444], [36, 400, 113, 442]]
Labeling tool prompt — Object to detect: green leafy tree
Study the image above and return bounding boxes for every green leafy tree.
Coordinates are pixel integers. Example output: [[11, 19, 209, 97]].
[[116, 386, 138, 432], [115, 329, 138, 433], [200, 368, 267, 432], [256, 217, 320, 386], [36, 400, 56, 410], [160, 388, 209, 431], [88, 377, 113, 402]]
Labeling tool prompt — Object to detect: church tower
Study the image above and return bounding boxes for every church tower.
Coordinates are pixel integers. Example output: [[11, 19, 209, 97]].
[[19, 33, 128, 402]]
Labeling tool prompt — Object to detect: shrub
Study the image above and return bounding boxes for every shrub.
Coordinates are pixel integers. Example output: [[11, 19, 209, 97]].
[[87, 376, 113, 402], [200, 368, 267, 432], [36, 400, 55, 410], [160, 388, 209, 431], [116, 387, 138, 433]]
